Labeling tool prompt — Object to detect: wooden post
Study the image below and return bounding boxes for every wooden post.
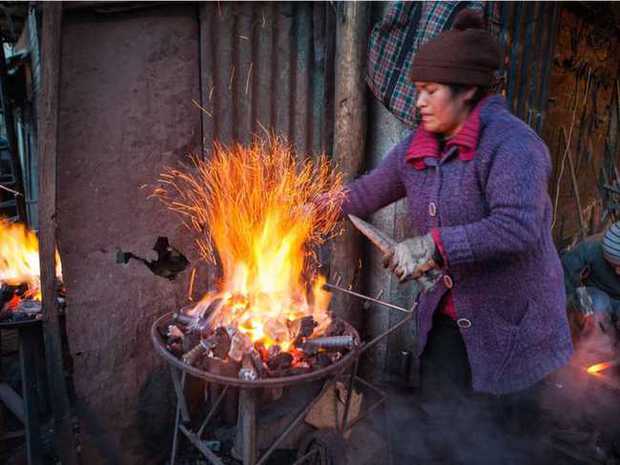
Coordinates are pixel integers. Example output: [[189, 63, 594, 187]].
[[329, 2, 370, 328], [38, 3, 79, 465]]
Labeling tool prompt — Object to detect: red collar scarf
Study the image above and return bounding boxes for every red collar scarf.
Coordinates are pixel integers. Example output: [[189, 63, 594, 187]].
[[405, 98, 485, 170]]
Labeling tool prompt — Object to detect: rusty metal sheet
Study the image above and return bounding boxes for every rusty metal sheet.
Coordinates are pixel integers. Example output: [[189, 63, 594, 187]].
[[199, 2, 335, 158]]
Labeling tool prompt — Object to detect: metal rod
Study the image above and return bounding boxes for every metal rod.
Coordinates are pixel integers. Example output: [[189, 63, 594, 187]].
[[323, 282, 412, 313], [340, 359, 359, 433], [290, 449, 319, 465], [169, 367, 190, 422], [360, 309, 415, 355], [344, 397, 384, 433], [170, 395, 182, 465], [179, 424, 226, 465], [198, 385, 230, 437], [353, 375, 385, 397], [255, 381, 334, 465]]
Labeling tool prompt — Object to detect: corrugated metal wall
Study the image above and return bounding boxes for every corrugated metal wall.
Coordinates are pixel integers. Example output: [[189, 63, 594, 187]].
[[498, 1, 560, 133], [199, 2, 336, 158]]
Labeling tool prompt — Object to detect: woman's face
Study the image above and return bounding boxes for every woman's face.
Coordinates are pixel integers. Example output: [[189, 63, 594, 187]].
[[414, 82, 476, 137]]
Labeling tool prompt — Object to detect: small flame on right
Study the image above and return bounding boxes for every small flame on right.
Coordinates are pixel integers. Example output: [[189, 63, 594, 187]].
[[586, 361, 612, 375]]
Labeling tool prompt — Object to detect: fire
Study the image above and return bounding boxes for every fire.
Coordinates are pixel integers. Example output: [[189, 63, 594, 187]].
[[0, 218, 62, 301], [586, 361, 612, 375], [154, 138, 344, 350]]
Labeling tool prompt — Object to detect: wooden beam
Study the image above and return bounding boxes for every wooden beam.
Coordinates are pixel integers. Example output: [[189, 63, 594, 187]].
[[329, 2, 370, 328], [37, 3, 79, 465]]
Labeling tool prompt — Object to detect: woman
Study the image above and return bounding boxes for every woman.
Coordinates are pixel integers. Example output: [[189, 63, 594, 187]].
[[340, 10, 573, 463]]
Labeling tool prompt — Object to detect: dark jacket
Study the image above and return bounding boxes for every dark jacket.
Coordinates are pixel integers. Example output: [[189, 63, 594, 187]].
[[561, 239, 620, 314], [342, 96, 573, 394]]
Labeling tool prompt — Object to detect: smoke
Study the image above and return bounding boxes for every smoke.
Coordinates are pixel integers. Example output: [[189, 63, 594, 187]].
[[385, 384, 551, 465]]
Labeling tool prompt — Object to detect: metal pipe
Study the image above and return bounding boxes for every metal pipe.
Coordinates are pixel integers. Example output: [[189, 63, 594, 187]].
[[304, 335, 354, 350], [198, 385, 230, 437], [322, 282, 412, 313], [179, 424, 226, 465]]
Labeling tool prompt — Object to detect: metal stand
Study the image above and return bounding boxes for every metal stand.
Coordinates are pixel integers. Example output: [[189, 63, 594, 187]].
[[159, 284, 418, 465], [0, 319, 44, 465]]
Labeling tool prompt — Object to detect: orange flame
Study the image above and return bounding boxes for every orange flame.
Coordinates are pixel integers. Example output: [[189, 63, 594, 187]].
[[153, 138, 344, 349], [586, 361, 612, 375], [0, 218, 62, 301]]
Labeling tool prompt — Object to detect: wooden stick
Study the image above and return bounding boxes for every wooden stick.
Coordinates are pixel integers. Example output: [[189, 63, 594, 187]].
[[38, 3, 79, 465], [329, 2, 370, 328], [561, 127, 587, 240]]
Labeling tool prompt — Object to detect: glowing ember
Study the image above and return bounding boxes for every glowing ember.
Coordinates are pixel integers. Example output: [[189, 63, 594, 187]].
[[0, 218, 62, 302], [154, 138, 344, 352], [586, 361, 612, 375]]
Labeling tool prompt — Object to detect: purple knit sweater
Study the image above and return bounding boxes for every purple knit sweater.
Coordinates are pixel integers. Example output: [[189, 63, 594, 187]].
[[343, 96, 573, 394]]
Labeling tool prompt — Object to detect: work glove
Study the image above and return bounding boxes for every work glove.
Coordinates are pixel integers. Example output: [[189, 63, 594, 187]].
[[383, 234, 439, 283], [576, 286, 594, 316]]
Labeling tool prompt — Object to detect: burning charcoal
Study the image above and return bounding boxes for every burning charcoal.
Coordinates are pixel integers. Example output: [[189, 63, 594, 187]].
[[267, 352, 293, 371], [300, 343, 319, 357], [239, 354, 258, 381], [0, 284, 15, 308], [326, 318, 346, 336], [167, 342, 184, 357], [308, 353, 332, 369], [249, 348, 267, 378], [267, 344, 281, 360], [167, 325, 185, 340], [228, 331, 251, 362], [207, 327, 231, 359], [264, 320, 289, 345], [183, 332, 201, 354], [304, 335, 354, 351], [182, 340, 215, 366], [172, 313, 211, 337], [288, 316, 318, 342], [254, 341, 269, 361], [283, 366, 312, 377]]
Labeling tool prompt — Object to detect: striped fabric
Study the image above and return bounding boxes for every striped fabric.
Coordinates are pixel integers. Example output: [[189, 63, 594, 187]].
[[367, 1, 499, 127], [602, 222, 620, 265]]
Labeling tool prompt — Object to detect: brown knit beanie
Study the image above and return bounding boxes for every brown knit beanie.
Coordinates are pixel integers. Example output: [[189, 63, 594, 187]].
[[409, 9, 501, 87]]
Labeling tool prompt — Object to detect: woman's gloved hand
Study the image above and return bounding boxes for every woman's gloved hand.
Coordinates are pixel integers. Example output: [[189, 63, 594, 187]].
[[383, 234, 439, 282]]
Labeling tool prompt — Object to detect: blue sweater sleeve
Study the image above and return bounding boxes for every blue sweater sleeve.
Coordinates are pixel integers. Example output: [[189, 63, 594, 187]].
[[341, 135, 410, 219], [438, 132, 551, 265]]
